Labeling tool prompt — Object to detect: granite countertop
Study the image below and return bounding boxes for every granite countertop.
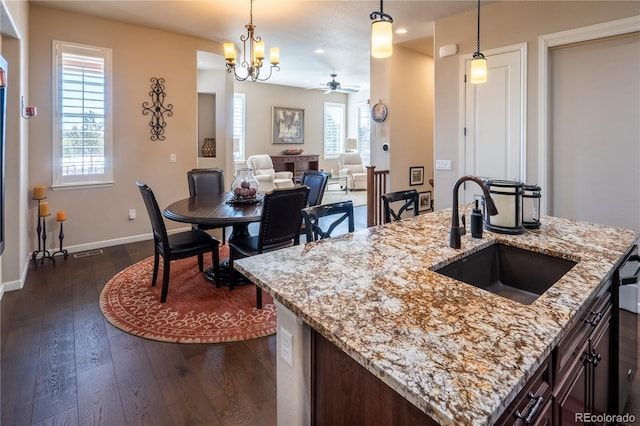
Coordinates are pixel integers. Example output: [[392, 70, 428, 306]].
[[234, 209, 638, 425]]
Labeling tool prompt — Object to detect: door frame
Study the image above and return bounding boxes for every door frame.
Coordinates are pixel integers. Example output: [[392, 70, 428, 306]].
[[458, 43, 528, 183], [538, 15, 640, 215]]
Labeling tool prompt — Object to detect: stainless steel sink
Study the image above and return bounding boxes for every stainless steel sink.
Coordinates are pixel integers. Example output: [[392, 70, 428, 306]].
[[433, 243, 577, 305]]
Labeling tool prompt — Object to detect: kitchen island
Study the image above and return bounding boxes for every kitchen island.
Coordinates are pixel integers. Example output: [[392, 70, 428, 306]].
[[234, 209, 638, 425]]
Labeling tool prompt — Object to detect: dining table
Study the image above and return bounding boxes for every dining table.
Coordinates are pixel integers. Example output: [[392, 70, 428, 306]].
[[163, 192, 263, 286]]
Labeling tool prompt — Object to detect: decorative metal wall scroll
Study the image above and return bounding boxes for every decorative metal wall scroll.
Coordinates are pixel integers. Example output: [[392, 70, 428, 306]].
[[142, 77, 173, 141]]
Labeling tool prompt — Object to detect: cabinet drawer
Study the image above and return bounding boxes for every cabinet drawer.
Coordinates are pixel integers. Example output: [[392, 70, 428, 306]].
[[495, 357, 551, 425], [554, 285, 611, 382]]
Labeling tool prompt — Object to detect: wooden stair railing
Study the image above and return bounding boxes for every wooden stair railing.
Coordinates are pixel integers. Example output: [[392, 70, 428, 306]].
[[366, 166, 390, 227]]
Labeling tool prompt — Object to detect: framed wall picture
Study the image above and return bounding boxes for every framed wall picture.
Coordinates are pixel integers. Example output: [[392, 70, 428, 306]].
[[418, 191, 432, 212], [409, 166, 424, 186], [272, 106, 304, 144]]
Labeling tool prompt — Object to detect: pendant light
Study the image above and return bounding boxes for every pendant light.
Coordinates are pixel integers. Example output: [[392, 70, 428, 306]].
[[470, 0, 487, 84], [370, 0, 393, 59]]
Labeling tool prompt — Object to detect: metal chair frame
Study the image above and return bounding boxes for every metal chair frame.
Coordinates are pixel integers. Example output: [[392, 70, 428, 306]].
[[302, 200, 355, 242], [381, 189, 419, 223]]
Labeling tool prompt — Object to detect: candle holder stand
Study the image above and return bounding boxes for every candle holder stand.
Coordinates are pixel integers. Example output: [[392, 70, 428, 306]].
[[31, 199, 55, 267], [52, 219, 69, 259]]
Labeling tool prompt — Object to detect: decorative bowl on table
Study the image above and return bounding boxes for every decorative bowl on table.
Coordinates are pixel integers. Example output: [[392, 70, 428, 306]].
[[226, 194, 261, 205], [282, 148, 304, 155], [228, 168, 260, 205]]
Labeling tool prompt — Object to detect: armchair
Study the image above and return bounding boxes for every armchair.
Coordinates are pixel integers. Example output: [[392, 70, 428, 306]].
[[338, 152, 367, 191], [246, 154, 294, 193]]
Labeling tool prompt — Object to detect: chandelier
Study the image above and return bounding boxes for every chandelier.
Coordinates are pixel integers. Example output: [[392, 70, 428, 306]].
[[369, 0, 393, 59], [224, 0, 280, 82], [470, 0, 487, 84]]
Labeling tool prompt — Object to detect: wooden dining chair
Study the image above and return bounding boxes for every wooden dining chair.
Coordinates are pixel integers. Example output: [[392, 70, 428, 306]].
[[381, 189, 419, 223], [137, 181, 220, 303], [302, 200, 355, 242], [187, 168, 228, 244], [229, 186, 310, 308]]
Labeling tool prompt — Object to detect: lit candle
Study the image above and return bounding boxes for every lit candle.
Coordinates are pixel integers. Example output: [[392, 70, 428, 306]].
[[33, 185, 46, 200], [57, 211, 66, 221], [254, 41, 265, 60], [270, 47, 280, 66], [224, 43, 236, 64], [39, 202, 49, 217]]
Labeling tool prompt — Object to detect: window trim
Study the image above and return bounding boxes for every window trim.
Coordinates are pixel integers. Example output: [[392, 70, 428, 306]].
[[233, 93, 246, 164], [323, 101, 346, 160], [51, 40, 113, 189]]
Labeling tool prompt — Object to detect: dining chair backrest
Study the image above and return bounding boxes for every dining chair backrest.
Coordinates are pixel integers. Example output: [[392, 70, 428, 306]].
[[137, 181, 170, 250], [187, 168, 225, 197], [381, 189, 419, 223], [302, 170, 328, 207], [258, 186, 310, 251], [302, 200, 355, 241]]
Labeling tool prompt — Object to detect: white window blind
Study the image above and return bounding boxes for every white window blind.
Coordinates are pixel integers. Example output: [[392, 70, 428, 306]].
[[323, 102, 345, 159], [233, 93, 246, 162], [52, 41, 113, 187], [357, 104, 371, 152]]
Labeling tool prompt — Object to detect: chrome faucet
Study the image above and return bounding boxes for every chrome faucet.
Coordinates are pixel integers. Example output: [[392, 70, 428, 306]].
[[450, 175, 498, 249]]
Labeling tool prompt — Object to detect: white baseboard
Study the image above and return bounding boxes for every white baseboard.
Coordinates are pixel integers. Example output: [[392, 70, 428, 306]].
[[2, 256, 32, 296], [1, 226, 195, 299]]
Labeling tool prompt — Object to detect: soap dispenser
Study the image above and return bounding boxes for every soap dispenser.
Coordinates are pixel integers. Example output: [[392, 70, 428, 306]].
[[471, 199, 483, 238]]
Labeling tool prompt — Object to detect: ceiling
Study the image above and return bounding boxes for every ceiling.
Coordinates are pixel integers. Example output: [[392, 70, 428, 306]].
[[31, 0, 479, 91]]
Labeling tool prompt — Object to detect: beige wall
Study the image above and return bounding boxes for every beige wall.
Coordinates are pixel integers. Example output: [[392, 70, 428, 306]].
[[390, 46, 433, 194], [370, 44, 434, 196], [433, 1, 640, 210], [28, 5, 221, 251], [1, 0, 30, 291]]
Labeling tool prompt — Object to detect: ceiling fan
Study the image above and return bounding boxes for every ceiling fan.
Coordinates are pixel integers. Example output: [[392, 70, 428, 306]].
[[319, 74, 360, 94]]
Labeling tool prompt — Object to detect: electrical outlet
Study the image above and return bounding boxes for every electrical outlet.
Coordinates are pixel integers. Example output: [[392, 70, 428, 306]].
[[170, 153, 177, 163], [128, 209, 136, 220], [435, 159, 452, 170], [280, 327, 293, 367]]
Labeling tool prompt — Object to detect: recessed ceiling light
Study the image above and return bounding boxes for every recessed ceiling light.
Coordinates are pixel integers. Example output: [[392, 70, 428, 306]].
[[314, 48, 325, 54], [395, 28, 408, 35]]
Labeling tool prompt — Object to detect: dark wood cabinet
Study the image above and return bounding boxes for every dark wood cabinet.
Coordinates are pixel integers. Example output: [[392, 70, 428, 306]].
[[311, 330, 438, 426], [496, 357, 552, 425], [554, 283, 612, 425], [270, 154, 319, 181]]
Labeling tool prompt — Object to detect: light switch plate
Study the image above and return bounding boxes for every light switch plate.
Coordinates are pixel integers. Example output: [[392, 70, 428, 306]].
[[435, 159, 452, 170]]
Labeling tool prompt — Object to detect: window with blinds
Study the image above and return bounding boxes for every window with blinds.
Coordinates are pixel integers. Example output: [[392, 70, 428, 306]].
[[357, 104, 371, 152], [233, 93, 246, 163], [52, 41, 113, 187], [323, 102, 345, 159]]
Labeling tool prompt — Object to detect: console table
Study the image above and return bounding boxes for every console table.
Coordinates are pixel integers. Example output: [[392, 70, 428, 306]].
[[271, 154, 319, 181]]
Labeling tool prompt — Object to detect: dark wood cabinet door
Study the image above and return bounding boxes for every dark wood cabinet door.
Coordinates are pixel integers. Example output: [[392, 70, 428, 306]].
[[590, 308, 611, 415], [556, 353, 588, 426], [555, 305, 612, 426]]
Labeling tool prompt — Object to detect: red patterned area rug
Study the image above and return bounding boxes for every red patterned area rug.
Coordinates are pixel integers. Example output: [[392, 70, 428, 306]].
[[99, 249, 276, 344]]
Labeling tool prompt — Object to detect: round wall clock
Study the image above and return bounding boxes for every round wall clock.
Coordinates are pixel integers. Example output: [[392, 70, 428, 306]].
[[371, 101, 388, 123]]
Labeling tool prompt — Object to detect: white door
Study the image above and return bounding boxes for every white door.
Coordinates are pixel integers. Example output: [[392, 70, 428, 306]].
[[463, 48, 524, 202]]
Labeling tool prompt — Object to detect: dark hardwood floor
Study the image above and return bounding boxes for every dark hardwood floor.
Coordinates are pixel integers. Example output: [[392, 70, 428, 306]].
[[2, 204, 639, 425], [0, 205, 367, 426], [2, 237, 282, 426]]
